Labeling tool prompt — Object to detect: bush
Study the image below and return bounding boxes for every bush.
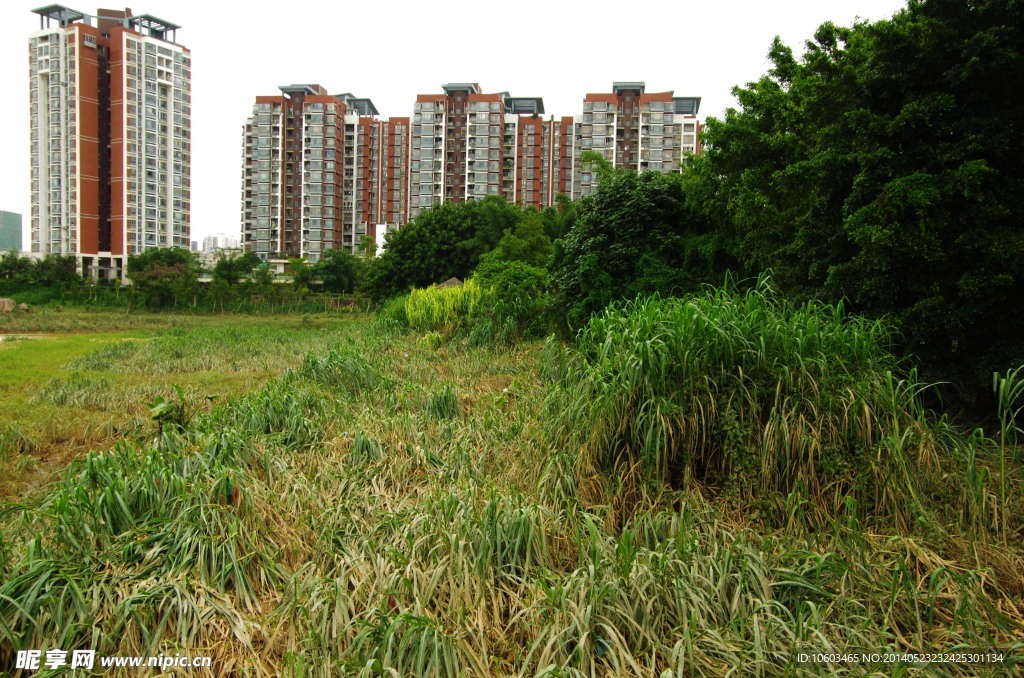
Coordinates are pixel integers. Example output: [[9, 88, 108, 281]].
[[473, 259, 549, 343], [548, 170, 726, 337], [546, 276, 953, 526], [364, 197, 525, 303]]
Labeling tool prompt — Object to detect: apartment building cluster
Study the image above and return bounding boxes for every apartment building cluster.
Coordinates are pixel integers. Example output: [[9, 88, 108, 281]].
[[241, 83, 702, 262], [24, 6, 702, 274], [27, 5, 191, 280], [202, 233, 239, 252]]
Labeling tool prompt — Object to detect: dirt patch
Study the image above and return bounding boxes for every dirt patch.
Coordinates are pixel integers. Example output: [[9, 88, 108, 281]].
[[0, 428, 131, 501], [457, 374, 516, 413], [475, 374, 513, 394]]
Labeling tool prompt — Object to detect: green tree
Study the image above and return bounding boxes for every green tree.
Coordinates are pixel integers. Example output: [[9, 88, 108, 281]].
[[364, 198, 526, 302], [357, 235, 377, 257], [289, 258, 315, 293], [461, 195, 524, 258], [212, 252, 260, 287], [316, 248, 362, 294], [31, 255, 81, 288], [548, 169, 724, 335], [0, 252, 33, 281], [126, 248, 199, 309], [687, 0, 1024, 402], [208, 278, 234, 312], [250, 263, 276, 299], [481, 211, 553, 269], [539, 194, 577, 242]]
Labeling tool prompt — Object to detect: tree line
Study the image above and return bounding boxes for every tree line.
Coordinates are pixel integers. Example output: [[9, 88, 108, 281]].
[[0, 247, 366, 312]]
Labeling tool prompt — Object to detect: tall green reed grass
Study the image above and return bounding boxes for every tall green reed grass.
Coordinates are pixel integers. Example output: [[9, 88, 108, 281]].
[[544, 277, 965, 530], [405, 280, 482, 333]]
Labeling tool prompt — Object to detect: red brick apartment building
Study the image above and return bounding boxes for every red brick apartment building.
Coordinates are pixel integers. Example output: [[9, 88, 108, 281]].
[[242, 82, 701, 260], [29, 5, 190, 280]]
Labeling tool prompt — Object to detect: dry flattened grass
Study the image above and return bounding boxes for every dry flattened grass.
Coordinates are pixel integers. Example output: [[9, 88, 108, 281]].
[[1, 308, 1022, 675]]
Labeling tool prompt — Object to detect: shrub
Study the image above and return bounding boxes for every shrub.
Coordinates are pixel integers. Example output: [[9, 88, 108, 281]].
[[405, 279, 483, 333], [473, 259, 550, 342], [548, 170, 726, 336], [545, 276, 954, 527]]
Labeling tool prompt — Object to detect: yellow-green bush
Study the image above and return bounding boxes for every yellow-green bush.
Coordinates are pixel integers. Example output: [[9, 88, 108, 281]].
[[404, 279, 482, 333]]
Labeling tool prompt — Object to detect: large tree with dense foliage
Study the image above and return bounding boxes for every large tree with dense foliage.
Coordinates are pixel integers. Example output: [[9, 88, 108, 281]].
[[31, 255, 81, 288], [548, 169, 725, 335], [0, 253, 81, 303], [538, 194, 577, 242], [126, 247, 200, 309], [364, 197, 525, 302], [686, 0, 1024, 402], [315, 248, 363, 294], [211, 252, 260, 287], [0, 252, 34, 282], [480, 211, 553, 270]]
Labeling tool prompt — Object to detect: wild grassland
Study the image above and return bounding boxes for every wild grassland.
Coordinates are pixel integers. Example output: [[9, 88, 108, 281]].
[[0, 292, 1021, 676], [0, 311, 361, 498]]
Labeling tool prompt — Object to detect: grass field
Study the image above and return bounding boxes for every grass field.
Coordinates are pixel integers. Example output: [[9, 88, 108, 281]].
[[0, 312, 359, 498], [0, 300, 1021, 676]]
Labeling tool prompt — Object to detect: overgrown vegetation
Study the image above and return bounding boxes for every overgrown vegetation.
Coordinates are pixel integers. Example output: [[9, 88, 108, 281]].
[[0, 314, 361, 499], [379, 273, 549, 348], [543, 277, 1020, 534], [682, 0, 1024, 406], [3, 3, 1023, 671], [549, 169, 724, 336], [1, 300, 1021, 674]]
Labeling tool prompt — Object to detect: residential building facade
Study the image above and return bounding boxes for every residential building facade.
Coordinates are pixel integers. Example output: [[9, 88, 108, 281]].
[[572, 83, 702, 197], [241, 85, 390, 262], [241, 82, 700, 259], [28, 5, 190, 279]]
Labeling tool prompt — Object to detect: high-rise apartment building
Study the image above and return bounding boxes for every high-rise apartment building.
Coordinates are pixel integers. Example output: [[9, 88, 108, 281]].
[[372, 117, 411, 229], [241, 85, 393, 262], [408, 84, 548, 219], [241, 81, 700, 259], [28, 5, 191, 280], [572, 83, 701, 197]]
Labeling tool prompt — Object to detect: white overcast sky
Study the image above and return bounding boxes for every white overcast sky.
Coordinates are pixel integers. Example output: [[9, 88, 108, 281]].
[[0, 0, 908, 247]]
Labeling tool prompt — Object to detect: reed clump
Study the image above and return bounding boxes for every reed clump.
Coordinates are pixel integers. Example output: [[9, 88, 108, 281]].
[[544, 277, 965, 530], [405, 279, 483, 334]]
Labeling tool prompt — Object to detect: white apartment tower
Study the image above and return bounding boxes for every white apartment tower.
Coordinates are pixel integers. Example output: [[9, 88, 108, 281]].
[[28, 5, 191, 279]]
